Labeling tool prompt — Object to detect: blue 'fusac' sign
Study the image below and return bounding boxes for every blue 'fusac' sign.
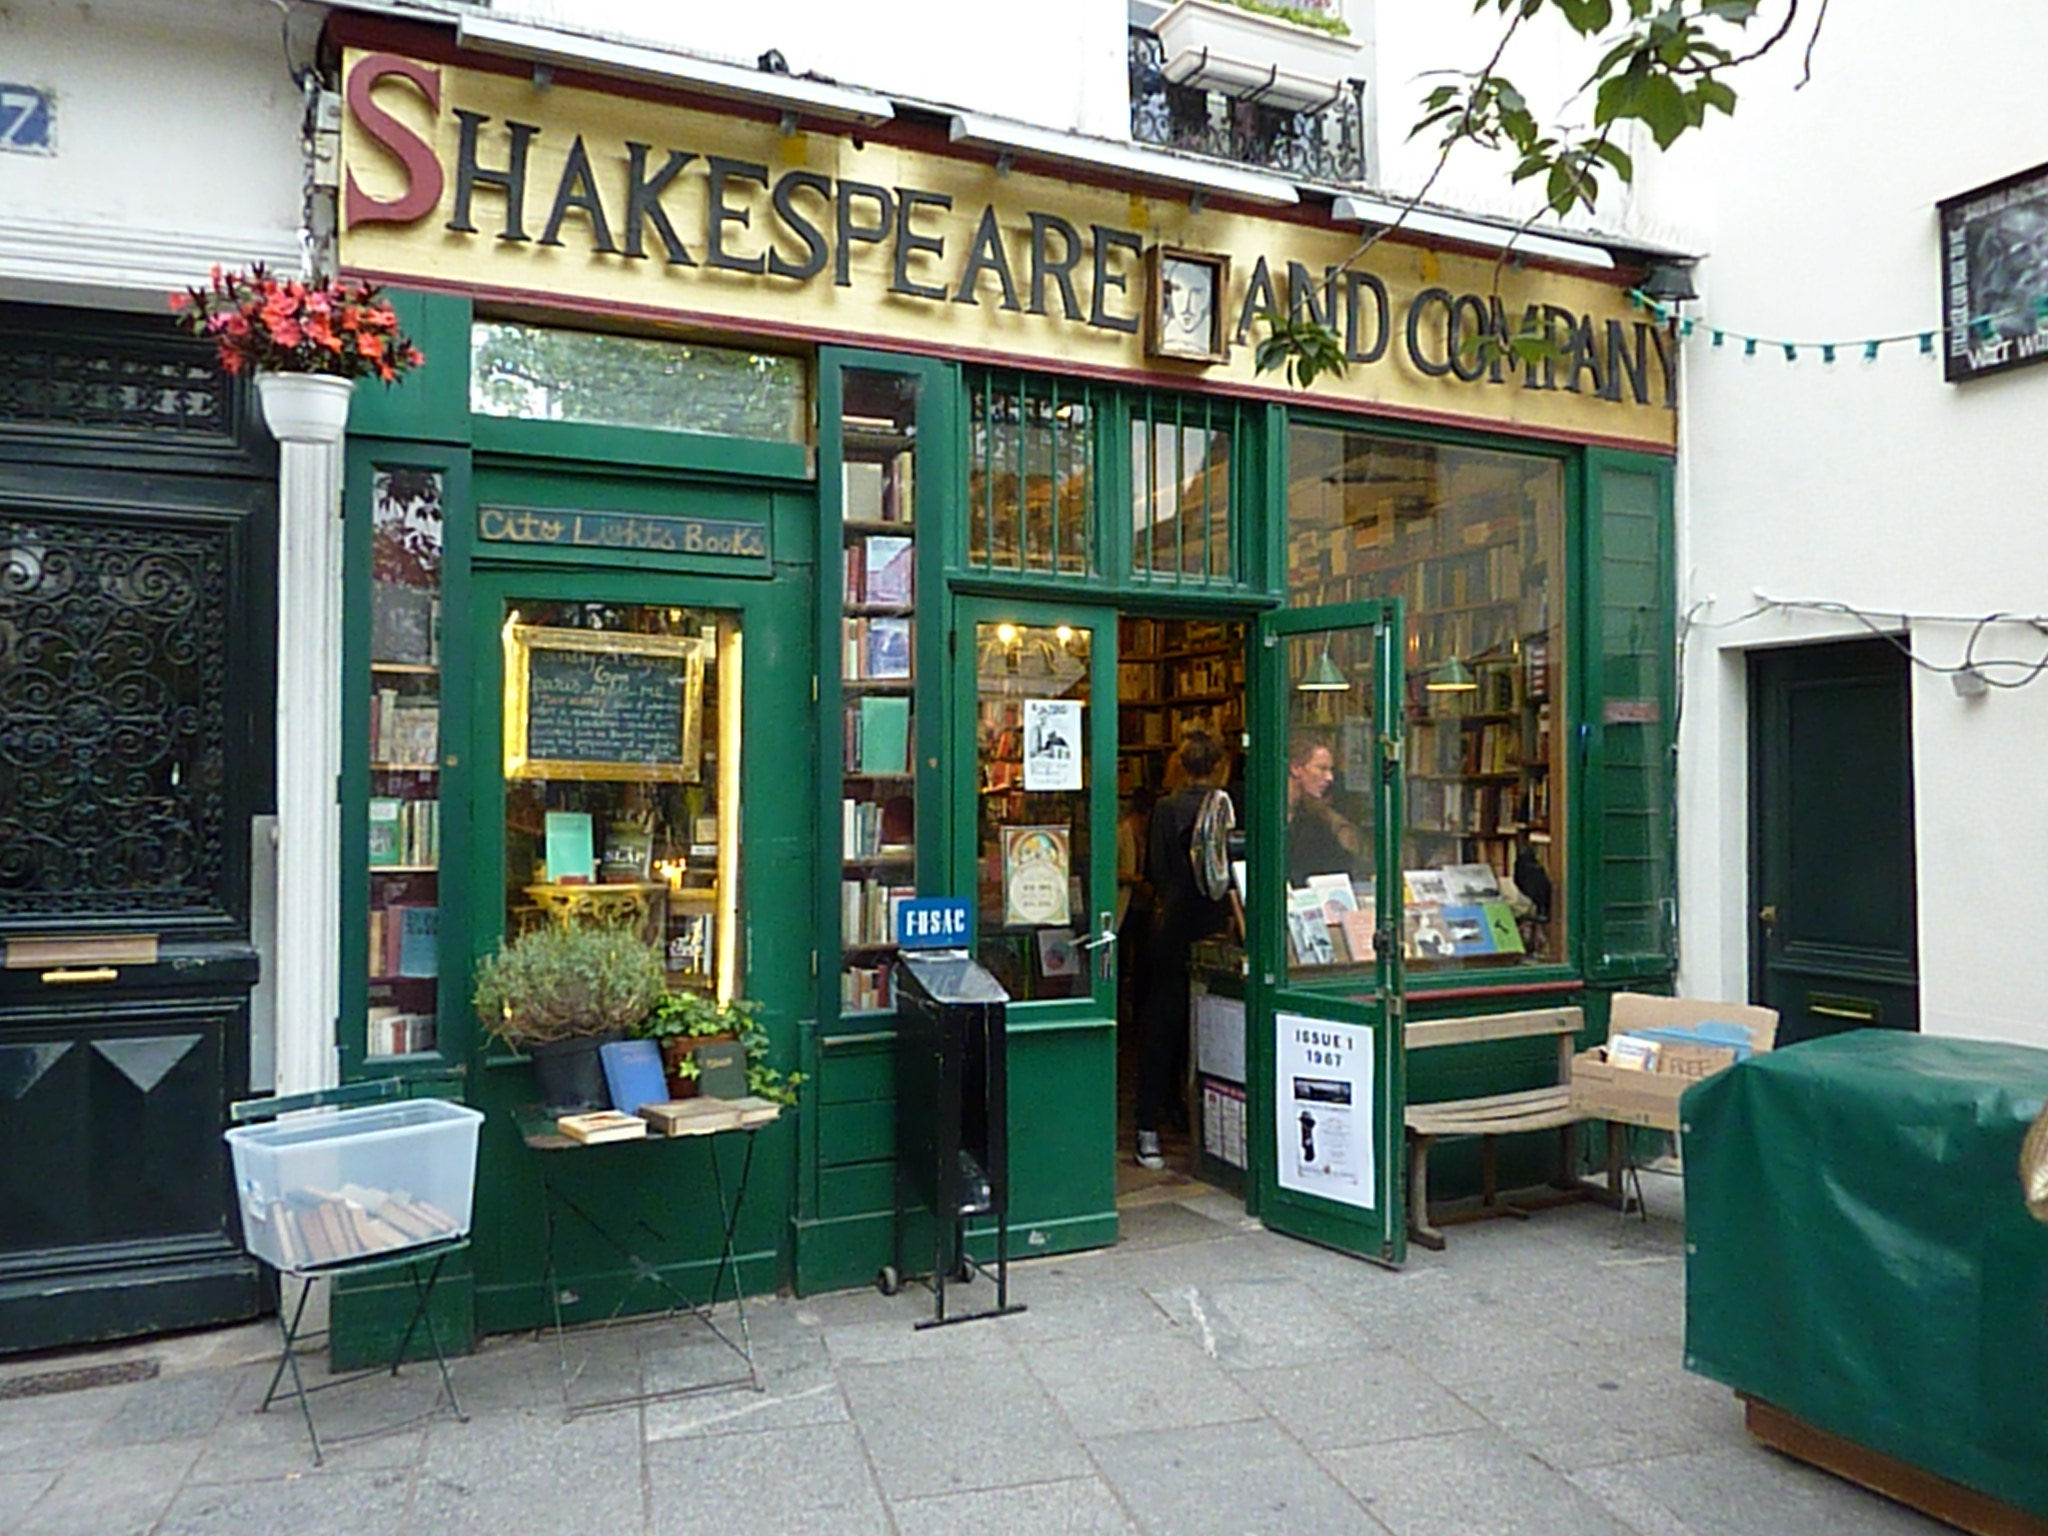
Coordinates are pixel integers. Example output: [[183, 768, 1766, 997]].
[[895, 898, 971, 950]]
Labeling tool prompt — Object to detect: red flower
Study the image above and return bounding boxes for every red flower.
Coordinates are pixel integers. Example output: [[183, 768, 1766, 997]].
[[168, 263, 424, 386]]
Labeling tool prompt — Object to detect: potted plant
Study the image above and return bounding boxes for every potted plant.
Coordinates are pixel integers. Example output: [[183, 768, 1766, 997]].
[[472, 923, 668, 1113], [636, 991, 761, 1099], [169, 263, 425, 442]]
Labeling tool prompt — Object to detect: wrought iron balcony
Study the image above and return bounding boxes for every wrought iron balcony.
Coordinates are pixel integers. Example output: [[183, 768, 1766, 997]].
[[1129, 28, 1368, 187]]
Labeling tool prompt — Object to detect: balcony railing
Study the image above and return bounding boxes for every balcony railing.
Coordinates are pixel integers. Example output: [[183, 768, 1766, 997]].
[[1129, 29, 1368, 187]]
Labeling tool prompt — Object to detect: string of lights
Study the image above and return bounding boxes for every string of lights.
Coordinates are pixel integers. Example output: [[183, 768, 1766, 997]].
[[1680, 596, 2048, 692], [1626, 289, 2048, 363]]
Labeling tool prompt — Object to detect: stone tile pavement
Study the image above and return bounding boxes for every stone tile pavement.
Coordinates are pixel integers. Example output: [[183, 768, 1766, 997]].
[[0, 1179, 1953, 1536]]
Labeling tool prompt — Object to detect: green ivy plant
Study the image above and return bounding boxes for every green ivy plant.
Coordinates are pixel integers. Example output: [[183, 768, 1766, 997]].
[[631, 991, 805, 1106], [1253, 309, 1350, 389]]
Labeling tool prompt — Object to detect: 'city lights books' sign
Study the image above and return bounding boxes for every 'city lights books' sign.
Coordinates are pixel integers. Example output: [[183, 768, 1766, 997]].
[[1939, 160, 2048, 384]]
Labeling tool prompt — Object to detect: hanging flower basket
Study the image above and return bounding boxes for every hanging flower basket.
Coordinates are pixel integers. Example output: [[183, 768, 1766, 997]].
[[170, 263, 424, 385], [1154, 0, 1363, 113]]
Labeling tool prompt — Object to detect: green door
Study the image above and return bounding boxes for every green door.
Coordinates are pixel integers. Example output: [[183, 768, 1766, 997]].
[[461, 558, 813, 1327], [951, 597, 1120, 1255], [1250, 601, 1408, 1265], [1750, 638, 1919, 1043]]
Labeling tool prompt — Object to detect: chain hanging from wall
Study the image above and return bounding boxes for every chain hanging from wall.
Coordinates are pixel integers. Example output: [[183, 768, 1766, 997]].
[[1630, 289, 2048, 363]]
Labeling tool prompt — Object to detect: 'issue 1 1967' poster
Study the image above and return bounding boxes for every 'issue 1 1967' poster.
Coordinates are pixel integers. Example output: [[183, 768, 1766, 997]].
[[1275, 1012, 1375, 1208]]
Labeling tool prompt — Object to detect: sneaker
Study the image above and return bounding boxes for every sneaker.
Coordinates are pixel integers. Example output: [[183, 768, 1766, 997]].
[[1135, 1130, 1165, 1170]]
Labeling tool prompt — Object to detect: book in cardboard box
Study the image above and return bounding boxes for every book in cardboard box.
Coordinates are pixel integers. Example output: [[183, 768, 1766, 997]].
[[1569, 992, 1779, 1132]]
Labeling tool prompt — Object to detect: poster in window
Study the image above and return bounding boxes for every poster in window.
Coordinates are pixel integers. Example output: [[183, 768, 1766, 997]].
[[1938, 160, 2048, 383], [1275, 1012, 1375, 1207], [1022, 698, 1083, 791], [1001, 825, 1071, 926]]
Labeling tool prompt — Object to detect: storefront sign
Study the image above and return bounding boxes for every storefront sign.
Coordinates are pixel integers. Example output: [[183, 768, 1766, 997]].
[[479, 505, 767, 560], [1275, 1011, 1375, 1206], [1938, 160, 2048, 383], [339, 48, 1676, 450]]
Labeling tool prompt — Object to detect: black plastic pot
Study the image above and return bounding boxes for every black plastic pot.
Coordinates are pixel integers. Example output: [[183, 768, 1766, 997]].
[[527, 1033, 617, 1114]]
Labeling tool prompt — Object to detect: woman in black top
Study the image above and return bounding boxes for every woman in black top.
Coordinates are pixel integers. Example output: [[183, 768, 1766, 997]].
[[1286, 732, 1360, 885]]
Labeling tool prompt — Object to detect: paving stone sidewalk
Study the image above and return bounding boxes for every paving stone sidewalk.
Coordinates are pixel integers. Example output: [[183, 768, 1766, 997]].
[[0, 1181, 1949, 1536]]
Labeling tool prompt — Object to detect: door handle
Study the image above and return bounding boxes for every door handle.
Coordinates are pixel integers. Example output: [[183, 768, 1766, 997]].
[[1757, 904, 1778, 928], [1076, 911, 1118, 980]]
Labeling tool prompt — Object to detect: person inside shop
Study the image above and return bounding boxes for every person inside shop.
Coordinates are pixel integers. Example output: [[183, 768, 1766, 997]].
[[1134, 732, 1231, 1170], [1116, 785, 1158, 1032], [1286, 730, 1361, 885]]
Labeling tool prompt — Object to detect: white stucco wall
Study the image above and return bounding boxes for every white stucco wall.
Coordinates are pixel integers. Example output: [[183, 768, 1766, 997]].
[[488, 0, 1129, 137], [0, 0, 304, 307], [1653, 6, 2048, 1044]]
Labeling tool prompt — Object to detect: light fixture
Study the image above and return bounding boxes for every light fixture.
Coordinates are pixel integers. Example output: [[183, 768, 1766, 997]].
[[1640, 258, 1700, 304], [1952, 665, 1990, 699], [1297, 644, 1349, 692], [1054, 624, 1074, 645], [1426, 657, 1477, 692], [995, 622, 1019, 646]]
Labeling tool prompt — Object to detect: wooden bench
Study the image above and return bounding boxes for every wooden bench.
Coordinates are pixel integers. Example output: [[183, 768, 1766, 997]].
[[1404, 1006, 1592, 1250]]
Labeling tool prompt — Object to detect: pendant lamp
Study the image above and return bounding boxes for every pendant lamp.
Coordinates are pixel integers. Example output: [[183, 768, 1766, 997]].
[[1425, 656, 1477, 692]]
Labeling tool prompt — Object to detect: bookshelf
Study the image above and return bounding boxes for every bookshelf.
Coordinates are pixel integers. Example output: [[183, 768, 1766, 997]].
[[1116, 617, 1245, 794], [365, 468, 443, 1059], [1285, 430, 1566, 963], [838, 372, 921, 1014]]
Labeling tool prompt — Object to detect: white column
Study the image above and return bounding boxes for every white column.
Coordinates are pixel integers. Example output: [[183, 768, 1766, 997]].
[[262, 376, 352, 1095]]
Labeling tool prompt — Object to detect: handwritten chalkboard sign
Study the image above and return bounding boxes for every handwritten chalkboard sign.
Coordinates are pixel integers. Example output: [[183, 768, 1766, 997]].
[[505, 624, 707, 782]]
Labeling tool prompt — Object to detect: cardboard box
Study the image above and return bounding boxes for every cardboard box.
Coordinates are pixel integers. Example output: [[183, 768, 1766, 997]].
[[1569, 992, 1779, 1132]]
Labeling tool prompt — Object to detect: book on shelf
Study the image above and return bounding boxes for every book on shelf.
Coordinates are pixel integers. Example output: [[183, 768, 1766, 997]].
[[370, 580, 437, 666], [1339, 908, 1376, 964], [397, 904, 438, 978], [1439, 904, 1497, 957], [1406, 906, 1458, 960], [1285, 885, 1335, 966], [842, 794, 914, 859], [367, 798, 403, 866], [841, 961, 894, 1011], [841, 878, 916, 946], [555, 1109, 649, 1144], [1481, 901, 1525, 954], [383, 701, 439, 765], [842, 460, 886, 522], [599, 1039, 669, 1116], [854, 694, 911, 775], [1402, 869, 1448, 908], [843, 616, 912, 680], [1440, 862, 1502, 904], [884, 448, 915, 523], [366, 1005, 436, 1056], [861, 534, 914, 605]]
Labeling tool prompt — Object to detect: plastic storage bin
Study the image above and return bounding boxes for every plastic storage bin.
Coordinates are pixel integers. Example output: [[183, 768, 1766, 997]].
[[225, 1099, 483, 1271]]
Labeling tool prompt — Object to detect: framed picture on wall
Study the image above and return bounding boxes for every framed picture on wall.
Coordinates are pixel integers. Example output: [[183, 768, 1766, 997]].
[[1145, 246, 1231, 364], [1938, 159, 2048, 383]]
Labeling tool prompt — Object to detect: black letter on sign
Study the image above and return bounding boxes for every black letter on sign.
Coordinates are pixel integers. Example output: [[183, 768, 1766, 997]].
[[769, 170, 831, 281], [448, 110, 537, 242], [1449, 294, 1490, 382], [1565, 313, 1605, 395], [1604, 319, 1651, 403], [835, 181, 896, 287], [1342, 270, 1389, 363], [1288, 262, 1332, 328], [892, 188, 953, 300], [707, 157, 769, 274], [1235, 256, 1278, 347], [1405, 287, 1454, 377], [539, 135, 617, 252], [1089, 224, 1144, 334], [1028, 212, 1084, 319], [622, 144, 697, 264], [954, 205, 1021, 310]]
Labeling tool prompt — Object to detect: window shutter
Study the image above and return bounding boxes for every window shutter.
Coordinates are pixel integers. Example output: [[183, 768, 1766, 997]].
[[1578, 450, 1676, 981]]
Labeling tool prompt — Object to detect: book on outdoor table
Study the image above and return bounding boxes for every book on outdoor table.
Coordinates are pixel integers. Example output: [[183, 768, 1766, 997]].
[[641, 1097, 782, 1136], [554, 1109, 649, 1143]]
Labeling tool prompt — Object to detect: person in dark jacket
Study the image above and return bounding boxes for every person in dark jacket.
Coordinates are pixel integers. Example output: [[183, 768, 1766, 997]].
[[1134, 731, 1231, 1169]]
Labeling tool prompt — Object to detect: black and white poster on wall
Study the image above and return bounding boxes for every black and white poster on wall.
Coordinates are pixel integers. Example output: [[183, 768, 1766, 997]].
[[1939, 160, 2048, 383]]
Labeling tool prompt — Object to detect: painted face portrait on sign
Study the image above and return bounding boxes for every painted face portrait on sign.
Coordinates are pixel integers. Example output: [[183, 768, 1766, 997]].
[[1157, 254, 1219, 360]]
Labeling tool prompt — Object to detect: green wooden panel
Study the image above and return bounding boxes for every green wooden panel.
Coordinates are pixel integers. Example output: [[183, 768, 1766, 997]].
[[347, 289, 472, 445], [1002, 1020, 1117, 1237], [816, 1042, 896, 1105], [818, 1099, 895, 1165], [818, 1160, 895, 1218], [1579, 451, 1677, 983]]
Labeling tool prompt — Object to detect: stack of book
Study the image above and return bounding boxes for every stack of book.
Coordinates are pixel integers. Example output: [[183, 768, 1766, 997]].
[[368, 798, 440, 867], [842, 878, 914, 947], [370, 692, 439, 766], [368, 903, 438, 978], [365, 1005, 435, 1056], [260, 1183, 460, 1269]]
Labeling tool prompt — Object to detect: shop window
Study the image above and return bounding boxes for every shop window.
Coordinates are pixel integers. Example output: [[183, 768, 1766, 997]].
[[469, 322, 806, 444], [1287, 426, 1567, 969], [1130, 394, 1238, 585], [967, 372, 1095, 576], [499, 602, 743, 1005], [366, 467, 444, 1058]]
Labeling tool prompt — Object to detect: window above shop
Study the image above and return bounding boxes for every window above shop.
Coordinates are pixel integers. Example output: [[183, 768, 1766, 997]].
[[966, 372, 1097, 578], [469, 322, 807, 445]]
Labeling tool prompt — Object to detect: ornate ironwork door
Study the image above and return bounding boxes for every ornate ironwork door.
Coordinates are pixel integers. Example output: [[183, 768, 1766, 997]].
[[0, 304, 275, 1351]]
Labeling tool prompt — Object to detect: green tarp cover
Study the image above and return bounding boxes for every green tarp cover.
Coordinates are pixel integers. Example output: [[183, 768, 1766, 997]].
[[1683, 1031, 2048, 1516]]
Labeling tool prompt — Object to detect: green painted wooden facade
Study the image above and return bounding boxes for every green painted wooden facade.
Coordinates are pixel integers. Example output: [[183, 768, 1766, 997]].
[[331, 286, 1679, 1358]]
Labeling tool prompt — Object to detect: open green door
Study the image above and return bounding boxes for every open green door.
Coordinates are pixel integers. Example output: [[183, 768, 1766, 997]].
[[1250, 601, 1407, 1266]]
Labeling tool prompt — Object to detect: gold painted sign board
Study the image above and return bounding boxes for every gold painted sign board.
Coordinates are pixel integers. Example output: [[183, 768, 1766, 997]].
[[341, 49, 1676, 450]]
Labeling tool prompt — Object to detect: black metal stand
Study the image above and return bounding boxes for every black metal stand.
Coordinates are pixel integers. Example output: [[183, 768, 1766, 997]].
[[519, 1114, 763, 1419], [257, 1238, 470, 1465]]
